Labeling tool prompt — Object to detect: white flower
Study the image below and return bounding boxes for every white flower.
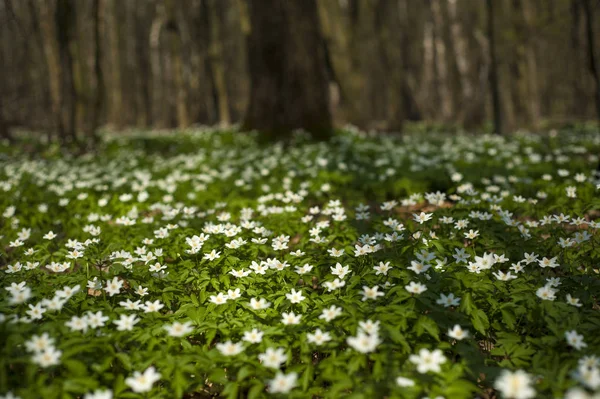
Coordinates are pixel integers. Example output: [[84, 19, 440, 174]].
[[347, 331, 380, 353], [125, 366, 161, 393], [25, 333, 55, 354], [83, 389, 113, 399], [113, 314, 140, 331], [268, 372, 297, 394], [209, 293, 229, 305], [358, 320, 380, 335], [32, 346, 62, 368], [447, 325, 469, 341], [286, 289, 306, 304], [464, 229, 479, 239], [319, 305, 342, 322], [413, 212, 433, 224], [295, 263, 313, 274], [86, 311, 109, 329], [142, 300, 164, 313], [396, 376, 415, 387], [565, 330, 587, 350], [373, 261, 392, 275], [204, 250, 221, 261], [258, 347, 287, 369], [43, 231, 57, 240], [249, 298, 271, 310], [566, 294, 582, 307], [119, 299, 142, 310], [281, 311, 301, 325], [164, 321, 194, 337], [216, 340, 244, 356], [535, 285, 557, 301], [227, 288, 241, 300], [104, 277, 124, 297], [575, 364, 600, 390], [8, 286, 32, 305], [229, 269, 251, 278], [56, 285, 81, 299], [330, 263, 351, 279], [361, 286, 384, 301], [323, 278, 346, 292], [65, 315, 89, 333], [538, 256, 559, 269], [242, 328, 264, 344], [41, 296, 66, 311], [26, 303, 46, 320], [409, 348, 447, 373], [493, 369, 535, 399], [306, 329, 332, 346], [405, 281, 427, 294], [328, 248, 345, 257], [436, 293, 460, 307]]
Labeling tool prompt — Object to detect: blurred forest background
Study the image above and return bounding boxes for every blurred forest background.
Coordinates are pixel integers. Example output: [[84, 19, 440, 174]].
[[0, 0, 599, 143]]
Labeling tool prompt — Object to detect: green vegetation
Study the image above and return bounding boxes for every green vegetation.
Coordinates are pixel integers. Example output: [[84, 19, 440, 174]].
[[1, 128, 599, 399]]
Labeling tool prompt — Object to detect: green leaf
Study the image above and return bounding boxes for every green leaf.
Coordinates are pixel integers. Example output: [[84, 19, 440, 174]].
[[302, 364, 313, 391], [414, 315, 440, 341], [471, 309, 490, 335], [500, 307, 516, 330]]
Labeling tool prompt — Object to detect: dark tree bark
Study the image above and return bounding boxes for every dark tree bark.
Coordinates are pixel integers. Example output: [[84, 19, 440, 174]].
[[243, 0, 332, 141], [56, 0, 77, 143], [89, 0, 104, 144], [581, 0, 600, 129], [486, 0, 504, 134]]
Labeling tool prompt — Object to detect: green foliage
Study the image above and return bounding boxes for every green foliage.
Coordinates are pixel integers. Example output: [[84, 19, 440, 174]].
[[0, 128, 599, 398]]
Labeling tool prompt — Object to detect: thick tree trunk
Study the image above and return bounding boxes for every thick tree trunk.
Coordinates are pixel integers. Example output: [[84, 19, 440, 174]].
[[243, 0, 332, 141], [486, 0, 504, 134]]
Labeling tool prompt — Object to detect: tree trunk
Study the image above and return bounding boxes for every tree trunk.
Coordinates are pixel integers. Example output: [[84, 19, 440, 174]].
[[165, 0, 189, 128], [56, 0, 77, 143], [39, 0, 63, 141], [375, 0, 404, 132], [486, 0, 504, 134], [581, 0, 600, 128], [317, 0, 366, 126], [89, 0, 104, 144], [107, 0, 123, 128], [243, 0, 332, 141], [205, 0, 230, 126]]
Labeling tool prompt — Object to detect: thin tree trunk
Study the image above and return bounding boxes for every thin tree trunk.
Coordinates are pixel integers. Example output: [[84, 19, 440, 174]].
[[39, 0, 63, 141], [486, 0, 504, 134], [90, 0, 104, 144], [581, 0, 600, 128], [375, 0, 403, 132], [134, 2, 151, 126], [522, 0, 540, 129], [107, 0, 123, 128], [165, 0, 189, 127], [56, 0, 77, 143], [150, 2, 166, 127], [206, 0, 230, 126]]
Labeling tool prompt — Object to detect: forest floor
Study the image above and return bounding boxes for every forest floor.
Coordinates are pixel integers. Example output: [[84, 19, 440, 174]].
[[1, 128, 600, 399]]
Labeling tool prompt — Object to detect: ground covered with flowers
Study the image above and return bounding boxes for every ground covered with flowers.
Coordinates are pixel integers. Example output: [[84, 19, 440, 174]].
[[1, 128, 600, 399]]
